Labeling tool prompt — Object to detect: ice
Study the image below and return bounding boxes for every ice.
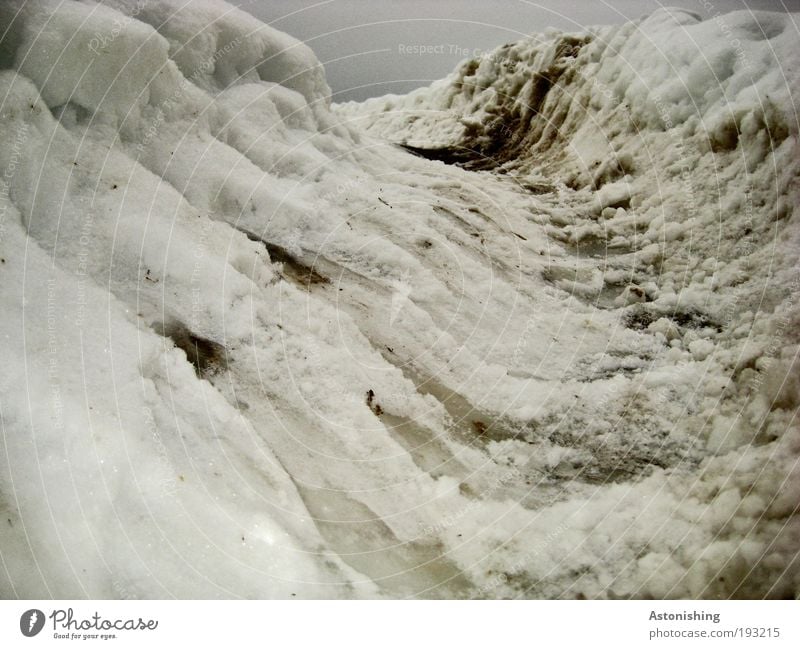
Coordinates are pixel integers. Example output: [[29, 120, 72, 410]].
[[11, 0, 170, 124], [1, 0, 798, 598]]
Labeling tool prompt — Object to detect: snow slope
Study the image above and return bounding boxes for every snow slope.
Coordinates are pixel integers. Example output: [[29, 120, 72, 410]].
[[1, 0, 798, 598]]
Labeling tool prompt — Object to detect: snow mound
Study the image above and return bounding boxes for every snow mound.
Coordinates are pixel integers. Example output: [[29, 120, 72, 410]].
[[1, 0, 799, 598]]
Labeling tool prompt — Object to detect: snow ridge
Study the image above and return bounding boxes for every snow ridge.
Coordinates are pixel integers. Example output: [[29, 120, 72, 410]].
[[1, 1, 798, 598]]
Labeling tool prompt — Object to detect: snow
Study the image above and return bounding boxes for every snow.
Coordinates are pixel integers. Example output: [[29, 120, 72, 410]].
[[1, 0, 799, 598]]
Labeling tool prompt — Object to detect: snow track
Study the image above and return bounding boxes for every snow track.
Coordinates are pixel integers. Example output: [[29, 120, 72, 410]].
[[1, 1, 798, 598]]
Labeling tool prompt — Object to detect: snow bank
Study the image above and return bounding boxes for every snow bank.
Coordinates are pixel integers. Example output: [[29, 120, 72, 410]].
[[1, 0, 798, 598], [336, 6, 800, 597]]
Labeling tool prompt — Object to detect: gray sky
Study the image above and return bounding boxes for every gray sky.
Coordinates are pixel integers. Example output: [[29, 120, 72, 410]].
[[234, 1, 799, 101]]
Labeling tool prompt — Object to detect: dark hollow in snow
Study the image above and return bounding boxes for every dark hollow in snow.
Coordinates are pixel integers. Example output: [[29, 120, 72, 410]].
[[237, 227, 329, 288], [157, 321, 227, 378], [623, 304, 723, 333], [399, 143, 488, 167]]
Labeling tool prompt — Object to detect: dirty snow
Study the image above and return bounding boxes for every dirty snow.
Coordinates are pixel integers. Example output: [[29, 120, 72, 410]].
[[0, 1, 798, 598]]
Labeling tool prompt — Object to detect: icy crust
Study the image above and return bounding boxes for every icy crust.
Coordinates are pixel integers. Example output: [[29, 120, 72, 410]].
[[338, 8, 798, 163], [98, 0, 331, 108], [1, 0, 331, 125], [1, 1, 799, 598], [334, 8, 800, 596]]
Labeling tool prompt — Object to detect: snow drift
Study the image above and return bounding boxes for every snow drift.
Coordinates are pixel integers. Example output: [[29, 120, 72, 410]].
[[0, 0, 798, 598]]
